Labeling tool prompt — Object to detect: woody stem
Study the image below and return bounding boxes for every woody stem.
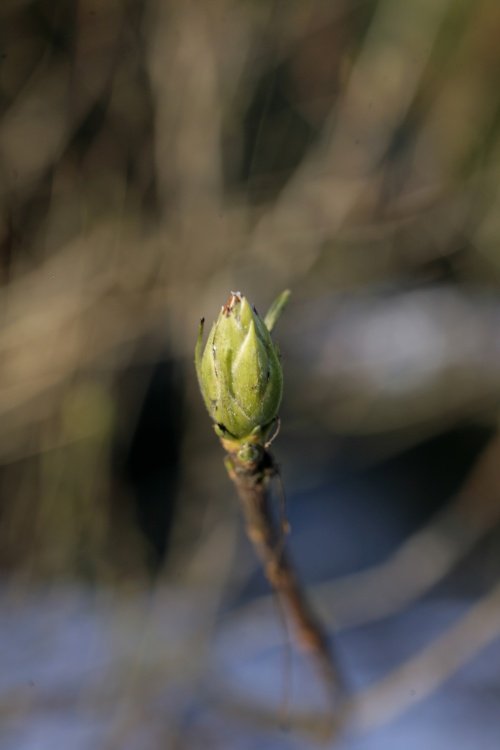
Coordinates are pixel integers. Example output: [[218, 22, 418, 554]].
[[224, 446, 342, 702]]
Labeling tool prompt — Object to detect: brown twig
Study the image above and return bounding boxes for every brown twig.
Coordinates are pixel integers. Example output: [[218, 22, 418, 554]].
[[223, 440, 343, 704]]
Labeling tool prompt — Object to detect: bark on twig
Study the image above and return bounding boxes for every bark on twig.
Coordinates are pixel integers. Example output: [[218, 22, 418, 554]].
[[223, 442, 342, 703]]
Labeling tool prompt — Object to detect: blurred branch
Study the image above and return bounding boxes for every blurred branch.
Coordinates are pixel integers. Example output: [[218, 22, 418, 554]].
[[248, 0, 454, 280], [350, 577, 500, 732], [220, 429, 500, 639], [319, 428, 500, 628], [147, 1, 225, 219], [215, 575, 500, 739]]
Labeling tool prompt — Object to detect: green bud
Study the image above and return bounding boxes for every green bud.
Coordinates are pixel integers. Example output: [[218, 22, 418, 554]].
[[195, 291, 289, 442]]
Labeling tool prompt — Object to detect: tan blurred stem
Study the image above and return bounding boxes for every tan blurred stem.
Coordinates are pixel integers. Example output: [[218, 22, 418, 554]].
[[222, 439, 342, 704]]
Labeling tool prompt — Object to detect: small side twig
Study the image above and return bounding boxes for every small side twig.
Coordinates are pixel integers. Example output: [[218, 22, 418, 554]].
[[223, 439, 343, 703]]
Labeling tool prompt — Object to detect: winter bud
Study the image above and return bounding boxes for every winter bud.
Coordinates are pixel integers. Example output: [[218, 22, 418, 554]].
[[195, 291, 289, 442]]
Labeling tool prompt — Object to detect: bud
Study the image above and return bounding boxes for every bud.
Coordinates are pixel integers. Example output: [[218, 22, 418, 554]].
[[195, 291, 289, 442]]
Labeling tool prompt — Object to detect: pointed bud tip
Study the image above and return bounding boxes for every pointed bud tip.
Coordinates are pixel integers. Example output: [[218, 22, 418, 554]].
[[222, 291, 243, 317]]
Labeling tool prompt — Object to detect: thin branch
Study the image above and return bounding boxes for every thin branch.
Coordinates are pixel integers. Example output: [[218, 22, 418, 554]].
[[214, 576, 500, 739], [223, 441, 343, 705]]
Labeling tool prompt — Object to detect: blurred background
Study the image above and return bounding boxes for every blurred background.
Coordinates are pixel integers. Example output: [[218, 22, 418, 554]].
[[1, 0, 500, 747]]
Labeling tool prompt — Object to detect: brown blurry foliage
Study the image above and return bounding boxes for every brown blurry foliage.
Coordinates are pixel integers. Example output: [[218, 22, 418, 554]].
[[1, 4, 500, 739]]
